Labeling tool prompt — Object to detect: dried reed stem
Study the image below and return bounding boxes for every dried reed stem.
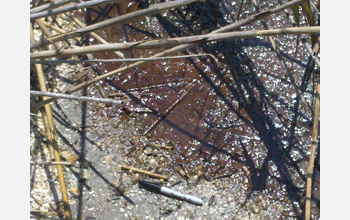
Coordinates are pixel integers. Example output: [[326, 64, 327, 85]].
[[30, 0, 74, 14], [31, 0, 128, 20], [39, 108, 56, 160], [30, 161, 77, 166], [30, 90, 125, 109], [39, 19, 69, 34], [34, 64, 73, 220], [147, 143, 175, 150], [63, 0, 307, 95], [31, 53, 218, 64], [120, 165, 168, 180], [304, 40, 320, 67], [31, 22, 72, 217], [30, 0, 199, 49], [68, 13, 125, 58], [36, 20, 62, 49], [30, 26, 319, 59], [39, 19, 81, 43], [305, 84, 320, 220]]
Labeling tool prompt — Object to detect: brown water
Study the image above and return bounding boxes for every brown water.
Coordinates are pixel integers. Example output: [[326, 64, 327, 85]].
[[75, 0, 319, 218]]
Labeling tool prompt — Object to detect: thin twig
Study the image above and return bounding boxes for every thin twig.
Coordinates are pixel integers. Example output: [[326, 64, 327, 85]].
[[30, 0, 128, 20], [30, 90, 126, 111], [120, 165, 168, 180], [303, 39, 320, 67], [30, 53, 219, 64], [123, 106, 154, 113], [36, 20, 62, 50], [30, 26, 319, 59], [39, 108, 56, 160], [305, 84, 320, 220], [30, 0, 74, 14], [68, 12, 125, 58], [30, 0, 199, 49], [312, 35, 320, 55], [146, 143, 175, 150], [39, 18, 80, 40], [125, 82, 179, 92], [143, 80, 197, 136], [30, 210, 58, 216], [309, 1, 320, 14], [30, 161, 78, 166], [30, 193, 44, 206]]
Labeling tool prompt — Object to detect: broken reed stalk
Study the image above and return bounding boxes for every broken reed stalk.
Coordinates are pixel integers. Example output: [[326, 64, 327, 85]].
[[39, 108, 56, 160], [30, 90, 126, 110], [37, 17, 107, 102], [312, 36, 320, 55], [39, 19, 81, 42], [30, 210, 58, 216], [39, 19, 67, 34], [30, 193, 44, 206], [30, 161, 77, 166], [68, 13, 125, 58], [30, 0, 199, 49], [120, 165, 168, 180], [30, 0, 74, 14], [31, 53, 219, 64], [123, 106, 153, 113], [303, 40, 320, 67], [146, 143, 175, 150], [44, 0, 306, 98], [36, 20, 62, 50], [143, 80, 197, 136], [30, 26, 319, 59], [305, 84, 320, 220], [30, 0, 128, 20], [31, 22, 56, 160], [30, 23, 73, 219], [125, 82, 178, 92], [34, 64, 73, 220]]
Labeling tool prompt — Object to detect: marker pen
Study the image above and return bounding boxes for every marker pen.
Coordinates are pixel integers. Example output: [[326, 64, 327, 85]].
[[138, 180, 203, 206]]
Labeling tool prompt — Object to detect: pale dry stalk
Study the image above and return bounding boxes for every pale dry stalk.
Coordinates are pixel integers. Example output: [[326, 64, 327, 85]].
[[39, 0, 307, 103], [30, 0, 199, 49], [305, 84, 320, 220], [68, 13, 125, 58], [30, 0, 75, 14], [30, 90, 126, 111], [30, 26, 320, 59], [36, 20, 62, 49], [120, 165, 168, 180], [30, 0, 129, 20], [31, 53, 218, 64], [31, 24, 72, 219], [34, 64, 73, 220]]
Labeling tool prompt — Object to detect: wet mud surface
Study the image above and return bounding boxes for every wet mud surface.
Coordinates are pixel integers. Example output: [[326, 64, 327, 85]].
[[31, 0, 320, 219]]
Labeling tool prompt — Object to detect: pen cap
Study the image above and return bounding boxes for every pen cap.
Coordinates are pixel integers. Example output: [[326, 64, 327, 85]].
[[138, 180, 162, 193]]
